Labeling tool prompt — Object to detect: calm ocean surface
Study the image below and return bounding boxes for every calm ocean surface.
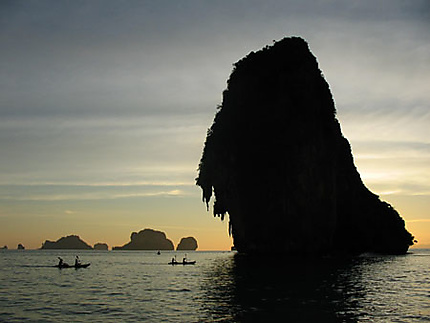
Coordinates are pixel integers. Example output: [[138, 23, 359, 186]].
[[1, 249, 429, 322]]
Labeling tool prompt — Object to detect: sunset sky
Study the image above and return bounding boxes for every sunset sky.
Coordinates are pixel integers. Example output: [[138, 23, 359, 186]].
[[1, 0, 429, 250]]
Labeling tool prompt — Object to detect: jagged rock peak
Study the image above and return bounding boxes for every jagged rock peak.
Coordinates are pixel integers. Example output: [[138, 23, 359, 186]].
[[197, 36, 414, 255]]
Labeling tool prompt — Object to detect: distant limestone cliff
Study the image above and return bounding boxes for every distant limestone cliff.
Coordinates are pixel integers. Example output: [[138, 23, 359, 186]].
[[94, 242, 109, 251], [41, 235, 93, 250], [196, 37, 414, 255], [113, 228, 174, 250], [177, 237, 198, 250]]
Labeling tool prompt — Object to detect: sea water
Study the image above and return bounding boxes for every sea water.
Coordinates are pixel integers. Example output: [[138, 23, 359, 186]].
[[0, 249, 429, 322]]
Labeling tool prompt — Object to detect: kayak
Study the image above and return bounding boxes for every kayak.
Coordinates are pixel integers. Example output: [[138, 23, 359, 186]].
[[168, 261, 196, 265], [55, 263, 91, 269]]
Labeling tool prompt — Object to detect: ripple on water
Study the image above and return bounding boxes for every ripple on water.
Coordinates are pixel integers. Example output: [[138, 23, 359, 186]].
[[1, 250, 429, 322]]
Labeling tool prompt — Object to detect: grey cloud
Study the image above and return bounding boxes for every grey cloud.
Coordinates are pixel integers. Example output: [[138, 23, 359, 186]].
[[3, 0, 428, 118], [1, 0, 429, 193], [0, 113, 208, 186]]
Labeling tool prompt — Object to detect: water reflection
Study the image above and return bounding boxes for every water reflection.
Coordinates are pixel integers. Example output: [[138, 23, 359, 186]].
[[200, 254, 395, 322]]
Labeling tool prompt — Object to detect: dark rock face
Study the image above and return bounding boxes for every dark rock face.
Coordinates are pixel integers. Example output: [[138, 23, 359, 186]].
[[177, 237, 198, 250], [41, 235, 93, 250], [196, 37, 414, 255], [113, 228, 174, 250], [94, 242, 109, 250]]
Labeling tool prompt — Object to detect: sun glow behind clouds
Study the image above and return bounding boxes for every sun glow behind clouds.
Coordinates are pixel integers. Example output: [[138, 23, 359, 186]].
[[341, 112, 430, 246], [0, 187, 189, 202]]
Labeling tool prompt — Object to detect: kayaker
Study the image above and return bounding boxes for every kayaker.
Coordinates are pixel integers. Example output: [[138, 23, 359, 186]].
[[58, 257, 64, 266], [74, 256, 81, 266]]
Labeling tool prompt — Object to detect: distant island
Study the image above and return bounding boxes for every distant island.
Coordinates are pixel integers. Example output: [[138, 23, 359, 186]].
[[41, 235, 93, 250], [17, 243, 25, 250], [94, 242, 109, 250], [31, 230, 198, 251], [113, 228, 174, 250], [177, 237, 198, 250]]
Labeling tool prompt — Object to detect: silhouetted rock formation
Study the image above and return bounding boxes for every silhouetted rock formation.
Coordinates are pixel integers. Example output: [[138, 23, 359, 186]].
[[17, 243, 25, 250], [113, 228, 174, 250], [41, 235, 93, 250], [177, 237, 198, 250], [94, 242, 109, 250], [196, 37, 414, 255]]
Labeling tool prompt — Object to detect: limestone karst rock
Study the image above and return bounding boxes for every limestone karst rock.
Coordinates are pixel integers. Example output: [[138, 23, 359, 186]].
[[94, 242, 109, 250], [177, 237, 198, 250], [41, 235, 93, 250], [113, 228, 174, 250], [196, 37, 414, 255]]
